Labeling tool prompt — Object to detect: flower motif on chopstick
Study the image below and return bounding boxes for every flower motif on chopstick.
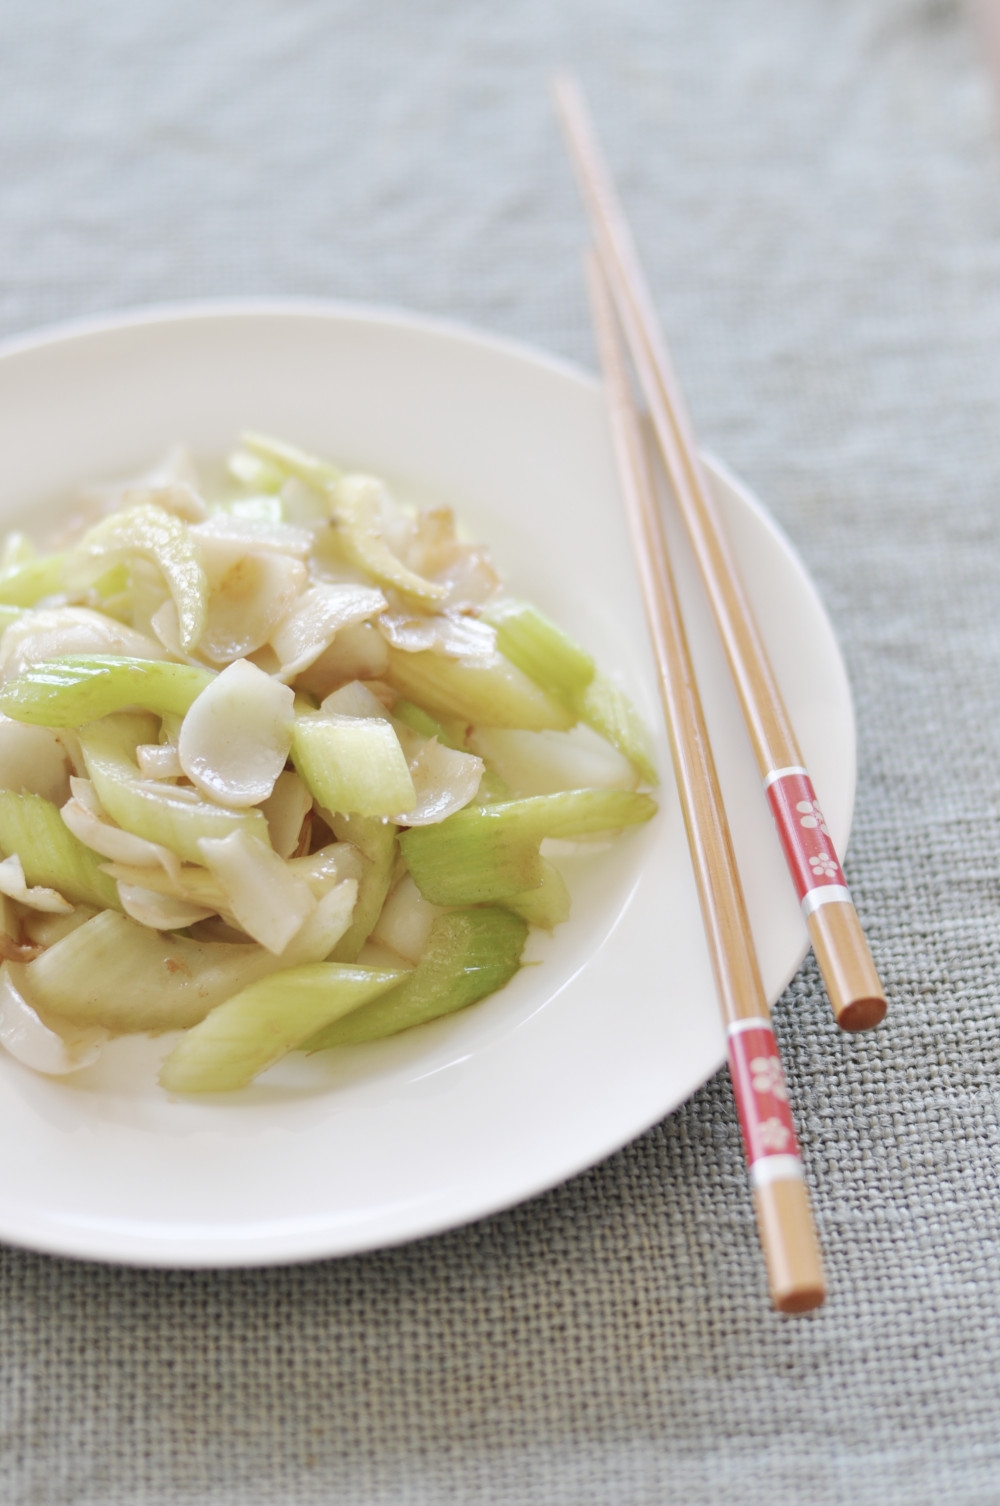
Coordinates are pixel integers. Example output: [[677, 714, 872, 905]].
[[796, 799, 829, 836], [750, 1056, 788, 1101], [808, 851, 839, 880], [757, 1117, 793, 1153]]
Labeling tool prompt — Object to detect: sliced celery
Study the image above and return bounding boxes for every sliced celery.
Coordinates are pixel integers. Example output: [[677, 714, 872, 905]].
[[159, 963, 406, 1092], [327, 812, 397, 962], [399, 787, 656, 905], [574, 672, 658, 787], [391, 698, 465, 751], [9, 882, 356, 1033], [226, 448, 286, 494], [481, 598, 595, 702], [0, 790, 120, 910], [475, 768, 512, 804], [384, 646, 575, 731], [91, 563, 130, 601], [0, 655, 214, 728], [400, 812, 543, 905], [0, 533, 34, 570], [0, 554, 66, 607], [241, 431, 341, 493], [331, 475, 447, 607], [479, 600, 657, 786], [292, 713, 416, 818], [72, 504, 208, 652], [502, 859, 571, 930], [81, 717, 270, 865], [10, 914, 284, 1032], [307, 907, 527, 1048], [215, 495, 286, 526]]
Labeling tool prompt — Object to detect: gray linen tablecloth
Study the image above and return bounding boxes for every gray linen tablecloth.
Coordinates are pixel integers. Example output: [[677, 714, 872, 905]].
[[2, 1, 999, 1501]]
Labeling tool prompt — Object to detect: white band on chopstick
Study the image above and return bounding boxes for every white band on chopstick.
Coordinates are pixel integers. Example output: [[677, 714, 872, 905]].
[[727, 1016, 772, 1038], [763, 765, 808, 791], [801, 885, 853, 918], [750, 1156, 805, 1190]]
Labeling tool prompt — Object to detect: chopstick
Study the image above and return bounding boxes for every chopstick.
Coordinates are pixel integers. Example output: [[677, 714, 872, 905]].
[[553, 73, 887, 1035], [585, 250, 826, 1314]]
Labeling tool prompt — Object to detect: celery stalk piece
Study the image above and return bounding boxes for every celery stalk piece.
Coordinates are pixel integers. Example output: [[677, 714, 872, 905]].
[[401, 820, 542, 904], [399, 787, 657, 905], [502, 859, 571, 930], [8, 880, 357, 1033], [69, 504, 208, 652], [80, 716, 271, 865], [330, 475, 448, 607], [479, 600, 657, 786], [0, 655, 214, 728], [159, 963, 407, 1093], [475, 768, 512, 804], [0, 533, 34, 571], [574, 672, 658, 787], [0, 790, 120, 910], [390, 698, 465, 751], [241, 431, 342, 493], [327, 812, 397, 962], [481, 598, 595, 702], [292, 713, 416, 818], [0, 554, 66, 607], [226, 449, 286, 494], [384, 646, 575, 731], [306, 907, 528, 1049]]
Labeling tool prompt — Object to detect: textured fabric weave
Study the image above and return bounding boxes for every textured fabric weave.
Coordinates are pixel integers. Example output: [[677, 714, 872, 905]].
[[1, 1, 999, 1501]]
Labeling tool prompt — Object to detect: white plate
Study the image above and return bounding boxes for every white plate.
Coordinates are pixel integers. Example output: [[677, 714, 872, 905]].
[[0, 303, 854, 1267]]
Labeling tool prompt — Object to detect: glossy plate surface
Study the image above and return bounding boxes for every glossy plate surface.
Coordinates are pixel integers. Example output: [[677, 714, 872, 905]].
[[0, 303, 855, 1266]]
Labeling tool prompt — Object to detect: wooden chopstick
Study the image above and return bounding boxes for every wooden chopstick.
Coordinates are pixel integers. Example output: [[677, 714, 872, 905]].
[[586, 250, 825, 1314], [554, 73, 887, 1035]]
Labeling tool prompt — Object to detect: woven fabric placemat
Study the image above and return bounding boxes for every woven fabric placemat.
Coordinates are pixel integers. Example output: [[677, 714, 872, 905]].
[[2, 1, 1000, 1501]]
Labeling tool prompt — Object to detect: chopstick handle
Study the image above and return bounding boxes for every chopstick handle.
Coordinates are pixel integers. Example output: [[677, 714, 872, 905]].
[[553, 71, 887, 1036], [728, 1018, 825, 1313], [587, 250, 825, 1313], [764, 767, 885, 1032]]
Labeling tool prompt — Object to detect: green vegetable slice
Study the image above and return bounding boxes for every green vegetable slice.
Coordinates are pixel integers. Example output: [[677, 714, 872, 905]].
[[481, 598, 595, 702], [0, 655, 214, 728], [501, 859, 571, 930], [384, 645, 575, 731], [391, 698, 465, 751], [81, 715, 271, 865], [0, 553, 67, 607], [0, 790, 120, 910], [306, 907, 528, 1049], [159, 963, 407, 1093], [330, 475, 447, 607], [70, 504, 208, 652], [9, 881, 357, 1034], [481, 599, 657, 785], [326, 813, 398, 962], [292, 712, 415, 817], [574, 672, 658, 787], [399, 787, 657, 905], [241, 431, 342, 492], [226, 449, 286, 494]]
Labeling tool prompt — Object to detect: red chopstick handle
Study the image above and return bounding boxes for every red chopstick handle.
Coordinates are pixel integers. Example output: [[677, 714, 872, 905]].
[[764, 768, 849, 911], [727, 1017, 802, 1180], [727, 1018, 825, 1313], [764, 767, 886, 1032]]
